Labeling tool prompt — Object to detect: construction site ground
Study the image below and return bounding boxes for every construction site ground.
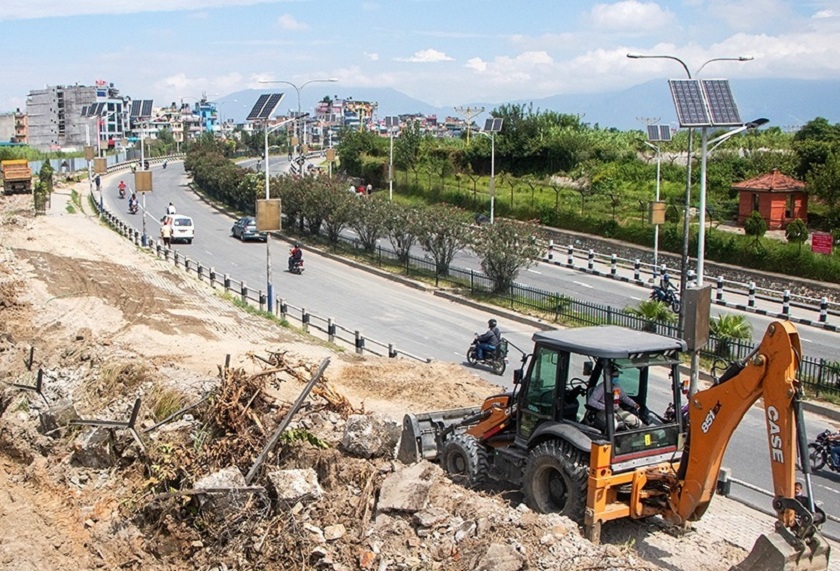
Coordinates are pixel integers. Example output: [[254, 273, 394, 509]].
[[0, 182, 834, 571]]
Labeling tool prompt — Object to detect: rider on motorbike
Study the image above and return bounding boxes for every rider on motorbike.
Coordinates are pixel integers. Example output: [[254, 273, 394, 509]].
[[288, 243, 303, 271], [128, 193, 138, 213], [162, 160, 168, 169], [475, 319, 501, 360], [118, 180, 126, 198]]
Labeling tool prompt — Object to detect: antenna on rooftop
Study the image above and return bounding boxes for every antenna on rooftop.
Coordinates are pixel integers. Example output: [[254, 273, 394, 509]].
[[454, 105, 484, 144]]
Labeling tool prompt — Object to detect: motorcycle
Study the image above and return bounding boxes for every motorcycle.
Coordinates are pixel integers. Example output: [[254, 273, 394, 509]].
[[466, 336, 508, 375], [650, 283, 680, 313], [808, 429, 840, 472], [162, 161, 168, 170], [128, 202, 138, 215], [289, 257, 304, 275], [119, 187, 126, 199]]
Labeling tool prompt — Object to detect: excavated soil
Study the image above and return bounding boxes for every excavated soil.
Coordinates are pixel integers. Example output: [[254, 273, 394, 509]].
[[0, 187, 765, 570]]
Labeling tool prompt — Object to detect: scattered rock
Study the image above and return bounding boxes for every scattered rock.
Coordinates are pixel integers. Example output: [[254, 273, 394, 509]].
[[39, 401, 80, 436], [194, 466, 264, 521], [341, 413, 401, 459], [266, 467, 324, 504], [70, 427, 116, 469], [476, 543, 524, 571], [377, 461, 440, 513]]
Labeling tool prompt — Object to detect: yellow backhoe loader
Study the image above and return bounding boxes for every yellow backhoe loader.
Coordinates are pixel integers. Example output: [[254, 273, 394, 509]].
[[399, 321, 829, 570]]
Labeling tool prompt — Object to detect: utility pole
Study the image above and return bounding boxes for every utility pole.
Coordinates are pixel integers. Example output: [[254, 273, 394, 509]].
[[455, 106, 484, 144]]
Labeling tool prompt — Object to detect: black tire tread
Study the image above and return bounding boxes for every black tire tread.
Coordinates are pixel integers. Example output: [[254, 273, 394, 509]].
[[522, 439, 589, 524], [441, 433, 490, 489]]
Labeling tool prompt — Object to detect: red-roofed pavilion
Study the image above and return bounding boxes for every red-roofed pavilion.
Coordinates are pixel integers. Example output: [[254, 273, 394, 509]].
[[734, 169, 807, 230]]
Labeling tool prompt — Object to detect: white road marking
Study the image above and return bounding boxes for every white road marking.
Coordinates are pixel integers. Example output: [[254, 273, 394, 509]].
[[526, 268, 542, 275], [800, 337, 812, 343], [573, 281, 593, 289]]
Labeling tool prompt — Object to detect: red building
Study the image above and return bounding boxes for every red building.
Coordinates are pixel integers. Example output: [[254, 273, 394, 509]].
[[734, 169, 807, 230]]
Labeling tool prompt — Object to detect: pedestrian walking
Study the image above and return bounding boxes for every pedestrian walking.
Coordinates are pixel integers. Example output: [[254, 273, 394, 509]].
[[160, 221, 172, 248]]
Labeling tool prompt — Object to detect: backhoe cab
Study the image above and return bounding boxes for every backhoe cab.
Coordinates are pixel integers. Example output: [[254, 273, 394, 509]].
[[399, 321, 829, 571]]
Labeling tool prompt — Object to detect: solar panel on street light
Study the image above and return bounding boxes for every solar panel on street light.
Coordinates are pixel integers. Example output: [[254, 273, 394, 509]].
[[701, 79, 742, 126], [646, 124, 672, 142], [246, 93, 284, 121], [484, 117, 503, 132], [129, 100, 154, 118], [669, 79, 710, 127], [385, 116, 399, 129]]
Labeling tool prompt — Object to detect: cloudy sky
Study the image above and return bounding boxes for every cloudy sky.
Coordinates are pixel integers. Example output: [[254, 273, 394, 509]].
[[2, 0, 838, 114]]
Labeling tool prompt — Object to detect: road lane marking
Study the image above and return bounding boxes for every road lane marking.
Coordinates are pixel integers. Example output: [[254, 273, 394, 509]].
[[573, 281, 593, 289], [526, 268, 542, 275]]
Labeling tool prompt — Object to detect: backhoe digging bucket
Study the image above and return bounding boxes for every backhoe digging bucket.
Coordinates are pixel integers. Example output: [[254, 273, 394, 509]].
[[397, 407, 481, 464], [730, 530, 830, 571]]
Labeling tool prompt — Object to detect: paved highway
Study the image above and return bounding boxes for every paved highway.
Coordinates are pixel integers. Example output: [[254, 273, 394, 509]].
[[100, 161, 840, 539]]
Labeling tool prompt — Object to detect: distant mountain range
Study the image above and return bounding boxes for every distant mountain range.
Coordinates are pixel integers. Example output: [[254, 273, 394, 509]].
[[220, 78, 840, 132]]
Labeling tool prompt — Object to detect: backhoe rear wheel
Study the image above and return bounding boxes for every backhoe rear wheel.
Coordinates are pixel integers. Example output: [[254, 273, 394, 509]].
[[441, 433, 490, 489], [522, 440, 588, 523]]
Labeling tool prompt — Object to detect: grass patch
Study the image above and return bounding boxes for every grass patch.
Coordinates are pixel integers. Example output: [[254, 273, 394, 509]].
[[92, 360, 153, 398], [147, 386, 189, 422], [69, 189, 85, 214], [221, 292, 290, 327]]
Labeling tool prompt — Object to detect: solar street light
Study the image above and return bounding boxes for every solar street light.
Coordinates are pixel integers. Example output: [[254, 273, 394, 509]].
[[476, 118, 504, 223], [246, 93, 287, 313]]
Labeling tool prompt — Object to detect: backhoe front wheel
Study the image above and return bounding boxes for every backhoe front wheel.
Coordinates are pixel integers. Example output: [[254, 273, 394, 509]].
[[441, 433, 490, 489], [522, 440, 589, 523]]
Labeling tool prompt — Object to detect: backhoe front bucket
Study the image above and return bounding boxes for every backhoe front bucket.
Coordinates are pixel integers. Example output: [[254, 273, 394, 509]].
[[397, 407, 480, 464], [730, 531, 830, 571]]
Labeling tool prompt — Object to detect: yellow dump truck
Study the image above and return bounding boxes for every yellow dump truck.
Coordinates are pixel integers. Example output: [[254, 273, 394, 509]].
[[1, 159, 33, 194]]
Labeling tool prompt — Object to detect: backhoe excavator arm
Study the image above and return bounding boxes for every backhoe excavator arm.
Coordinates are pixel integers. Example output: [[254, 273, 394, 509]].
[[667, 321, 829, 570], [670, 320, 800, 525]]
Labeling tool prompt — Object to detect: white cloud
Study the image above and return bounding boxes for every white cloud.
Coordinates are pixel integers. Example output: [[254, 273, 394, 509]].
[[394, 49, 454, 63], [278, 13, 308, 30], [1, 0, 286, 20], [705, 0, 794, 33], [465, 58, 487, 72], [589, 1, 674, 32], [364, 52, 380, 61]]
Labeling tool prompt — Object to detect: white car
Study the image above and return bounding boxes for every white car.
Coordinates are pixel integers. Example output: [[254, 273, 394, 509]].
[[163, 214, 194, 244]]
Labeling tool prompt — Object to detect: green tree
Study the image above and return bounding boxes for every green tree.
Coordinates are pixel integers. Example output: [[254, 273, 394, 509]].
[[624, 299, 677, 333], [416, 204, 472, 275], [349, 195, 390, 252], [394, 119, 424, 184], [806, 151, 840, 216], [473, 219, 543, 293], [743, 210, 767, 248], [784, 218, 809, 253], [384, 203, 422, 264], [709, 314, 753, 358]]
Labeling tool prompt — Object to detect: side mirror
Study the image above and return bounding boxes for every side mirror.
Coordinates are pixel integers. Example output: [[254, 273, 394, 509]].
[[583, 361, 593, 376], [513, 368, 524, 385]]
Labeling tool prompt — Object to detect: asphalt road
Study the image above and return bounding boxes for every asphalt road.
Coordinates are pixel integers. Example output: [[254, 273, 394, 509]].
[[100, 161, 840, 539]]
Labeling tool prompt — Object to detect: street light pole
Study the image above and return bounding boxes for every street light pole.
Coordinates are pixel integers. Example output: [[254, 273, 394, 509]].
[[490, 132, 496, 224], [643, 140, 662, 272], [626, 52, 752, 397], [263, 116, 300, 312], [259, 78, 337, 166]]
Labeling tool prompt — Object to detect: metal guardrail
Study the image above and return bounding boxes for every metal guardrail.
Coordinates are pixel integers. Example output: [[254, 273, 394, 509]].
[[541, 241, 840, 324]]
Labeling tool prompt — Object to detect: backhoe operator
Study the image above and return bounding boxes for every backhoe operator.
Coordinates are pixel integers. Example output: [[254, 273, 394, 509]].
[[587, 364, 641, 431]]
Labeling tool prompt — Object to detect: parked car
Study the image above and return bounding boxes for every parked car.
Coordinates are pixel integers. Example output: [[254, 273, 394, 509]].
[[162, 214, 195, 244], [231, 216, 267, 242]]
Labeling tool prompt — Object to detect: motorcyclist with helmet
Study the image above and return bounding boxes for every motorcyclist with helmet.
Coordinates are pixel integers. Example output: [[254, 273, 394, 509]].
[[128, 193, 138, 214], [475, 319, 501, 360], [118, 180, 126, 198], [288, 242, 303, 271]]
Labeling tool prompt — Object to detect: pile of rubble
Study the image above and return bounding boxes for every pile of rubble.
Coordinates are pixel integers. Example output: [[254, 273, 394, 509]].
[[0, 345, 656, 571]]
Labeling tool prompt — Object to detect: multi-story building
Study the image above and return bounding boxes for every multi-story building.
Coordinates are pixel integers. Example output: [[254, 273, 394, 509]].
[[0, 112, 16, 143], [26, 84, 99, 151], [13, 109, 28, 144]]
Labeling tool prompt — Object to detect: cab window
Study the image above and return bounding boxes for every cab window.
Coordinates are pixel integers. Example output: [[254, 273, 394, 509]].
[[519, 346, 566, 439]]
